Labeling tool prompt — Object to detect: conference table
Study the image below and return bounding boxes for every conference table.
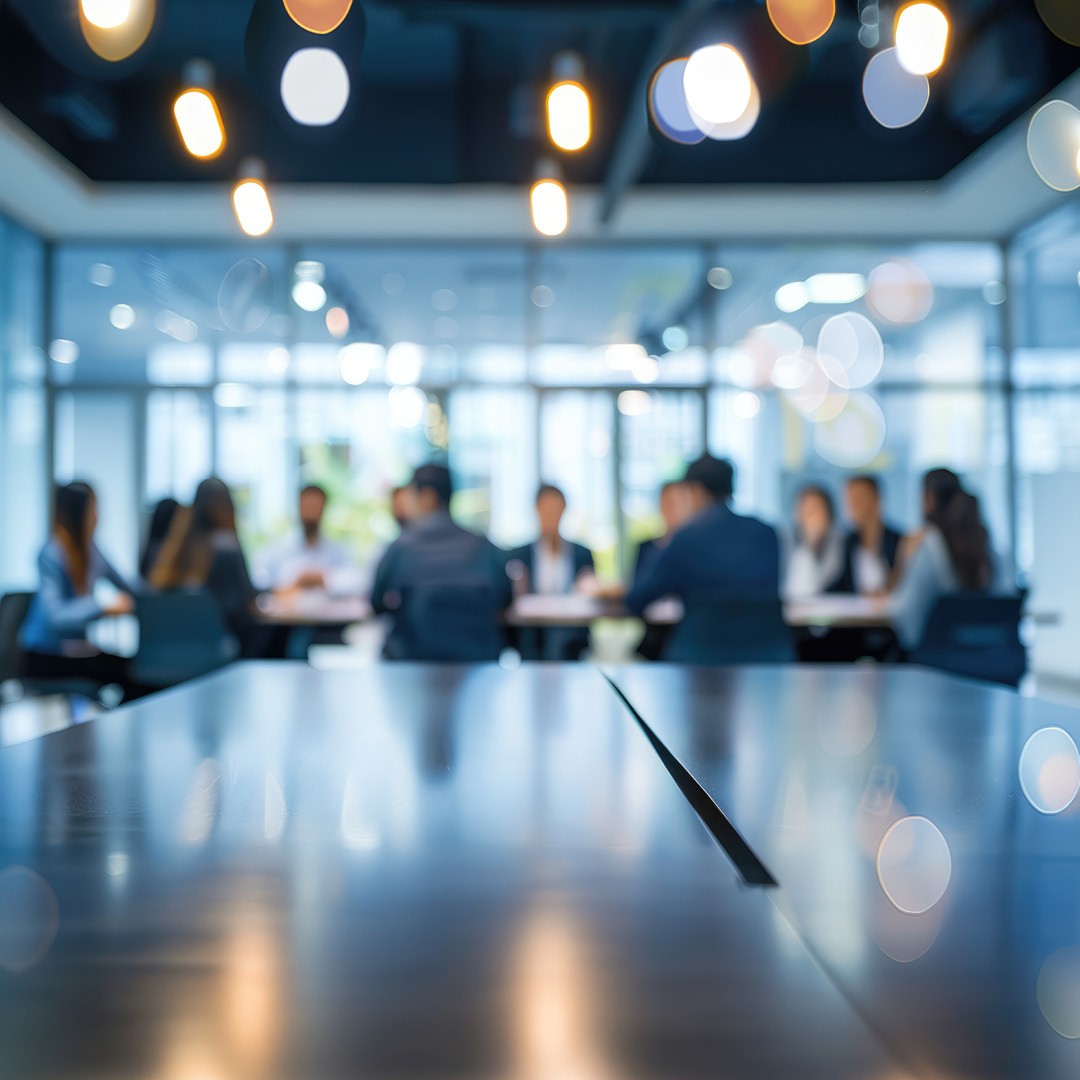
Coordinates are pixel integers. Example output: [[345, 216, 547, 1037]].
[[0, 660, 1078, 1077]]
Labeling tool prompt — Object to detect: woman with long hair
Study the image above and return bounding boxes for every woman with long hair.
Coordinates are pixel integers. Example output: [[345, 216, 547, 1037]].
[[19, 481, 140, 694], [784, 484, 846, 600], [149, 478, 266, 656], [889, 469, 996, 649], [139, 497, 180, 581]]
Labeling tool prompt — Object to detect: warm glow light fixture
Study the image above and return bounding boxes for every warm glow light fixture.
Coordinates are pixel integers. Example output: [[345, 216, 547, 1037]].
[[531, 179, 569, 237], [232, 160, 273, 237], [548, 82, 590, 151], [81, 0, 131, 29], [283, 0, 353, 34], [173, 89, 225, 158], [895, 2, 949, 76], [78, 0, 155, 61]]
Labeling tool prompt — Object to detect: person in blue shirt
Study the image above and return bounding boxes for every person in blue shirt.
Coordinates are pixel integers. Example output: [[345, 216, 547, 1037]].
[[371, 465, 512, 661], [508, 484, 595, 660], [625, 455, 784, 663], [19, 481, 139, 694]]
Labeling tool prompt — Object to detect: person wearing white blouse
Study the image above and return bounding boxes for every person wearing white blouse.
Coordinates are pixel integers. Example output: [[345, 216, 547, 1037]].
[[784, 485, 846, 601]]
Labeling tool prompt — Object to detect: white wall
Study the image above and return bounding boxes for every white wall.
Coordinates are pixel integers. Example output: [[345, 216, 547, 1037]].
[[1029, 473, 1080, 679]]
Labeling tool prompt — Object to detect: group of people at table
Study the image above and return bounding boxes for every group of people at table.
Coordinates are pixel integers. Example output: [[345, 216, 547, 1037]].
[[13, 452, 1002, 699]]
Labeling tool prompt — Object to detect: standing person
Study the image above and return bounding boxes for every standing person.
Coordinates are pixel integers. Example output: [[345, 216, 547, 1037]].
[[626, 455, 786, 663], [508, 484, 595, 661], [139, 498, 180, 582], [632, 481, 693, 585], [254, 484, 359, 595], [784, 485, 845, 600], [888, 471, 996, 650], [149, 478, 268, 657], [19, 482, 140, 695], [829, 476, 903, 595], [371, 465, 512, 661]]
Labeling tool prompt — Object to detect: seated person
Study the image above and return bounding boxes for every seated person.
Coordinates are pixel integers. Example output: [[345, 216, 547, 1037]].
[[633, 480, 692, 584], [391, 485, 414, 532], [508, 484, 595, 661], [371, 465, 512, 661], [829, 475, 903, 595], [149, 478, 270, 658], [784, 485, 845, 600], [254, 484, 359, 594], [19, 482, 140, 697], [888, 471, 995, 650], [139, 497, 179, 582], [626, 455, 783, 663]]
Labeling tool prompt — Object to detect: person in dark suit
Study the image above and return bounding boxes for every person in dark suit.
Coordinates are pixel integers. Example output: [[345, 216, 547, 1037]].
[[829, 475, 903, 595], [633, 481, 692, 584], [508, 484, 595, 660], [371, 465, 512, 661], [625, 455, 785, 664], [148, 478, 270, 658]]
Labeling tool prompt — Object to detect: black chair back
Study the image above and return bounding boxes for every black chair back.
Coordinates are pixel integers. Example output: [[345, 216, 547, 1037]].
[[394, 583, 505, 663], [664, 595, 795, 665], [0, 592, 33, 683], [130, 591, 239, 689], [908, 594, 1026, 687]]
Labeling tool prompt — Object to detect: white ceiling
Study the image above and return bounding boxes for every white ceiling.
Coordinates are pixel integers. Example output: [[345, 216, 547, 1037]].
[[1, 71, 1077, 244]]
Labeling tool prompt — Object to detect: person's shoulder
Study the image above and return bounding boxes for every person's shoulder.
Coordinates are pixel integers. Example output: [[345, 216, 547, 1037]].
[[38, 538, 65, 570], [728, 508, 779, 540]]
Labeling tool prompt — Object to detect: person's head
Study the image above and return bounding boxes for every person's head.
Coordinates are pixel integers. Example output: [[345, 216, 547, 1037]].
[[684, 455, 735, 512], [922, 468, 962, 522], [299, 484, 328, 540], [536, 484, 566, 540], [191, 478, 237, 535], [147, 498, 179, 544], [411, 464, 452, 518], [937, 490, 993, 591], [795, 485, 835, 546], [54, 482, 97, 594], [659, 481, 691, 534], [391, 485, 414, 529], [845, 475, 882, 533]]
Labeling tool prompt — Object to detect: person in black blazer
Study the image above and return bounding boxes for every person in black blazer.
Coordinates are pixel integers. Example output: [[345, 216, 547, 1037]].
[[508, 484, 595, 660], [829, 475, 903, 595]]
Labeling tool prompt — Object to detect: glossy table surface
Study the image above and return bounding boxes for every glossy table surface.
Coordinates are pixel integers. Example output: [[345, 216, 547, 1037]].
[[609, 663, 1080, 1079], [0, 662, 901, 1080]]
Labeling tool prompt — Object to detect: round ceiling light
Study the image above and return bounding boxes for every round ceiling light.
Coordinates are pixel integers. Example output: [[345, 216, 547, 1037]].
[[82, 0, 131, 29], [79, 0, 156, 61], [280, 47, 351, 126], [682, 45, 753, 127], [283, 0, 353, 34]]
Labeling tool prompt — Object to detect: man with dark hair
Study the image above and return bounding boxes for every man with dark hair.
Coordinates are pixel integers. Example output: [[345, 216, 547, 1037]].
[[254, 482, 358, 593], [508, 484, 595, 660], [371, 464, 512, 660], [829, 474, 903, 595], [625, 454, 782, 661]]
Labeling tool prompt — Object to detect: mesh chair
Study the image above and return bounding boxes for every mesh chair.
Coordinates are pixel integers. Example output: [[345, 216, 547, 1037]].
[[663, 595, 796, 665], [130, 591, 239, 690], [392, 583, 506, 663], [0, 591, 103, 701], [908, 594, 1026, 687]]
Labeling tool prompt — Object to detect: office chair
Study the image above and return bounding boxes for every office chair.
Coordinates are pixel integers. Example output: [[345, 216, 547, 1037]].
[[662, 595, 796, 665], [0, 591, 104, 702], [908, 594, 1026, 688], [393, 583, 506, 662], [130, 591, 239, 690]]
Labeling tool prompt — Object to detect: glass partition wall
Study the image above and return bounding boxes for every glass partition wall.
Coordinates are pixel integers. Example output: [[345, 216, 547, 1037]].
[[0, 229, 1029, 589]]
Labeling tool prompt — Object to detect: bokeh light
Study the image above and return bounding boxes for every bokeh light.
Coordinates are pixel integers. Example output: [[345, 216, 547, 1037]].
[[281, 48, 351, 126], [617, 390, 652, 416], [649, 59, 707, 145], [155, 309, 198, 342], [232, 179, 274, 237], [432, 289, 457, 312], [662, 326, 689, 352], [632, 354, 660, 384], [1027, 100, 1080, 193], [813, 391, 887, 467], [0, 867, 59, 974], [109, 303, 136, 330], [339, 346, 370, 385], [817, 312, 884, 389], [894, 2, 949, 76], [816, 685, 877, 757], [388, 386, 427, 429], [866, 258, 935, 323], [733, 391, 761, 419], [1036, 0, 1080, 45], [876, 815, 952, 915], [531, 285, 555, 308], [708, 266, 734, 290], [173, 90, 225, 159], [767, 0, 835, 45], [1038, 948, 1080, 1038], [606, 343, 647, 371], [741, 322, 804, 389], [218, 259, 274, 333], [267, 346, 291, 373], [49, 339, 80, 365], [775, 281, 810, 313], [89, 263, 115, 287], [691, 77, 761, 141], [292, 280, 326, 312], [386, 342, 423, 385], [863, 48, 930, 130], [283, 0, 353, 34], [325, 306, 350, 338], [530, 180, 568, 238], [1019, 727, 1080, 816], [548, 82, 591, 151], [79, 0, 155, 62], [683, 44, 752, 127]]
